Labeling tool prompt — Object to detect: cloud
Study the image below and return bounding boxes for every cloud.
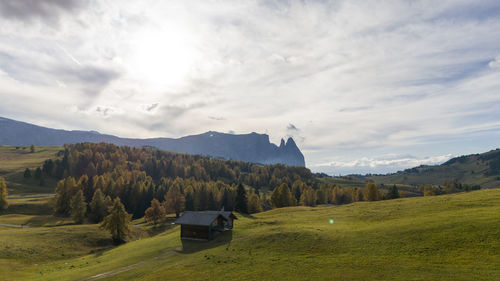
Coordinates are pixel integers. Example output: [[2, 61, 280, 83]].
[[313, 154, 454, 175], [0, 0, 88, 24], [142, 103, 159, 112], [287, 123, 299, 131], [209, 116, 225, 121], [489, 56, 500, 68], [1, 1, 500, 174]]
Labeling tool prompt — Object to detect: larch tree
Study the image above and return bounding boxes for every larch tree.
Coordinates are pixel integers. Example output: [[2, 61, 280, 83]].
[[89, 189, 108, 223], [54, 177, 78, 215], [164, 180, 185, 218], [247, 190, 262, 214], [234, 183, 248, 214], [271, 183, 296, 208], [300, 186, 316, 206], [364, 182, 381, 201], [70, 189, 87, 224], [0, 177, 8, 210], [101, 197, 132, 243], [145, 198, 166, 225]]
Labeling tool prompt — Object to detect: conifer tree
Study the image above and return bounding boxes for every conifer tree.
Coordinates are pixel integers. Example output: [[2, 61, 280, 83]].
[[234, 183, 248, 213], [54, 177, 78, 215], [101, 197, 131, 243], [145, 198, 165, 225], [34, 167, 42, 179], [0, 177, 8, 210], [364, 182, 380, 201], [387, 185, 400, 199], [247, 190, 262, 214], [90, 189, 108, 223], [271, 183, 296, 208], [164, 180, 185, 218], [70, 190, 87, 224], [24, 168, 31, 179], [300, 186, 316, 206]]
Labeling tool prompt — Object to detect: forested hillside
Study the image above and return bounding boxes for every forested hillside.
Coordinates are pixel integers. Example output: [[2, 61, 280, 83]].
[[38, 143, 315, 219], [367, 149, 500, 188]]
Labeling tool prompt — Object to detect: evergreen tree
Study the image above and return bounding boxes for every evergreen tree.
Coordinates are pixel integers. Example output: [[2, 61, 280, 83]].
[[70, 190, 87, 224], [387, 185, 400, 199], [30, 144, 35, 153], [234, 183, 248, 214], [101, 197, 131, 243], [24, 168, 31, 179], [144, 198, 165, 225], [0, 177, 8, 210], [34, 167, 42, 179], [89, 189, 108, 223]]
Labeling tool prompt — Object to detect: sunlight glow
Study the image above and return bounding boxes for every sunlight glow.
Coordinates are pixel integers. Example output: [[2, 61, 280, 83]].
[[128, 28, 198, 90]]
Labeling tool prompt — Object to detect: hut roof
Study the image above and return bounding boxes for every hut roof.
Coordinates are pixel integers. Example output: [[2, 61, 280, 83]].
[[175, 211, 227, 226]]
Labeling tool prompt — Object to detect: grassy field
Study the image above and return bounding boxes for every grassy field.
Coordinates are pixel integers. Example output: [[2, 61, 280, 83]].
[[0, 146, 62, 195], [0, 189, 497, 280]]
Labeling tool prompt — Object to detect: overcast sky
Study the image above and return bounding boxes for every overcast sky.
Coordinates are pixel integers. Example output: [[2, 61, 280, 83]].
[[1, 0, 499, 175]]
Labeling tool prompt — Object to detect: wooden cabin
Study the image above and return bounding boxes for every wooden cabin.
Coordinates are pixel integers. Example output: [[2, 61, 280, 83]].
[[175, 211, 238, 240]]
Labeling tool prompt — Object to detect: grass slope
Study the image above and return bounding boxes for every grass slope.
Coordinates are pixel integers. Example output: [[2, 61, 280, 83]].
[[2, 189, 497, 281], [0, 146, 62, 195], [368, 149, 500, 188]]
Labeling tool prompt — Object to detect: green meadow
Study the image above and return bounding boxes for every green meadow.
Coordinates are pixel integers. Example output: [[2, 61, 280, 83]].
[[0, 189, 498, 281], [1, 146, 499, 280]]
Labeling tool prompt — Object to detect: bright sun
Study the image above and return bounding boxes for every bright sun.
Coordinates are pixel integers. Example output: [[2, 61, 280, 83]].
[[128, 28, 197, 90]]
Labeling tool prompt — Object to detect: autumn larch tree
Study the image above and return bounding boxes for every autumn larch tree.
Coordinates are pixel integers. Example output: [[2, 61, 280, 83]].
[[234, 183, 248, 214], [89, 189, 108, 223], [54, 177, 78, 215], [0, 177, 8, 210], [300, 186, 316, 206], [145, 198, 166, 225], [101, 197, 132, 243], [247, 190, 262, 214], [364, 182, 381, 202], [164, 179, 185, 218], [70, 189, 87, 224], [271, 183, 296, 208]]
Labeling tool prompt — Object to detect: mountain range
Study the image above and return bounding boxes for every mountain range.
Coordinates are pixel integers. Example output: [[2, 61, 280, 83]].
[[0, 116, 305, 167]]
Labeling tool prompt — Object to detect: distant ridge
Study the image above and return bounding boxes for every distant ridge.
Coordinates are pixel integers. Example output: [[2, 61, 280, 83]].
[[0, 116, 305, 167], [366, 149, 500, 188]]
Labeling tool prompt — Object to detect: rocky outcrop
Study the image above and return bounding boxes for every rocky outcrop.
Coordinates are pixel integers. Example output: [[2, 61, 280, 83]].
[[0, 117, 306, 167]]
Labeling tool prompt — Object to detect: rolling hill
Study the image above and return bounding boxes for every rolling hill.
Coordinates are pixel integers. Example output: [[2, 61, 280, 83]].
[[1, 189, 499, 280], [366, 149, 500, 188], [0, 116, 305, 167]]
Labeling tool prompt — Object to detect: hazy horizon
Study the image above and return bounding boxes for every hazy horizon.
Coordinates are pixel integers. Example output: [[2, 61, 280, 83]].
[[1, 1, 499, 175]]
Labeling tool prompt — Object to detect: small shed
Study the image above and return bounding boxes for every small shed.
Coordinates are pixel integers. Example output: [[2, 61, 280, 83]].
[[175, 211, 238, 240]]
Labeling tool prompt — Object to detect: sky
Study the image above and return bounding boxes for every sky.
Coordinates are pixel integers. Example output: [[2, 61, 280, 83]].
[[0, 0, 499, 175]]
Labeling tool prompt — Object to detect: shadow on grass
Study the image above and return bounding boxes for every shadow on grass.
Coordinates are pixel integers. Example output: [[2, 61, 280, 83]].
[[178, 230, 233, 254]]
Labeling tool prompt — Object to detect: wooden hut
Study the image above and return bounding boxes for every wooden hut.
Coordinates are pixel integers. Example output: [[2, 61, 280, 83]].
[[175, 211, 237, 240]]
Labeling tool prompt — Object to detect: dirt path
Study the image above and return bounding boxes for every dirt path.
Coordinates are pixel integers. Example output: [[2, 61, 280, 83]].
[[81, 248, 180, 280], [0, 223, 35, 228]]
